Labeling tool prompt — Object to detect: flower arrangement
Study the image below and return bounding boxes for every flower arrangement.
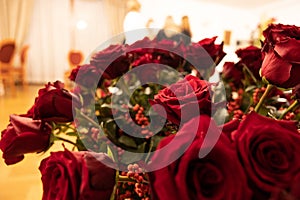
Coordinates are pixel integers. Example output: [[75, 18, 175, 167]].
[[1, 23, 300, 200]]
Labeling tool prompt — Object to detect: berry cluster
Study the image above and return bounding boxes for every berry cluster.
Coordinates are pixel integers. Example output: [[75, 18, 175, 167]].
[[116, 164, 150, 200], [133, 104, 153, 139], [227, 89, 244, 119], [253, 87, 266, 105]]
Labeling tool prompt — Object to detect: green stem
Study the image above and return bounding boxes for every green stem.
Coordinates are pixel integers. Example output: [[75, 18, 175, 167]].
[[254, 84, 274, 113], [110, 171, 119, 200], [118, 175, 149, 184], [54, 135, 77, 147], [242, 64, 258, 85], [79, 111, 100, 127], [278, 100, 299, 120], [144, 140, 153, 163]]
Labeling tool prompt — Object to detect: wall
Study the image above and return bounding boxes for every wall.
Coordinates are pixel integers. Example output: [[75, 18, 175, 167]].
[[26, 0, 293, 83], [139, 0, 259, 44], [252, 0, 300, 26], [26, 0, 111, 83]]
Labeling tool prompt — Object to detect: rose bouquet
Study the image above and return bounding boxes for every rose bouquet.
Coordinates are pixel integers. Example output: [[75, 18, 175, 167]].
[[1, 23, 300, 200]]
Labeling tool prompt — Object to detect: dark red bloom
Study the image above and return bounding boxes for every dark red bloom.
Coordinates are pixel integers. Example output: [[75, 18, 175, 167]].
[[33, 88, 77, 123], [235, 112, 300, 195], [261, 23, 300, 88], [149, 115, 251, 200], [222, 62, 244, 85], [235, 45, 263, 80], [0, 115, 51, 165], [90, 44, 130, 80], [39, 149, 116, 200], [150, 75, 214, 125], [69, 64, 102, 87]]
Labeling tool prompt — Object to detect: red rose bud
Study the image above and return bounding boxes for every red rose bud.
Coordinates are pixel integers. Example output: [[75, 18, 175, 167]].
[[0, 115, 51, 165], [235, 45, 263, 80], [222, 62, 244, 85], [33, 88, 79, 122], [198, 36, 226, 66], [261, 23, 300, 88], [39, 149, 116, 200]]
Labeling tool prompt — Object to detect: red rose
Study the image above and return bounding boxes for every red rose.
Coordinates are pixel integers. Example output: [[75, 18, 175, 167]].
[[261, 23, 300, 88], [290, 173, 300, 199], [126, 37, 155, 56], [131, 53, 160, 82], [149, 115, 251, 200], [0, 115, 51, 165], [37, 81, 65, 96], [90, 44, 130, 80], [235, 45, 263, 80], [222, 62, 244, 85], [235, 112, 300, 195], [220, 118, 240, 140], [39, 149, 116, 200], [153, 39, 186, 68], [198, 36, 226, 66], [33, 87, 78, 122], [150, 75, 214, 125], [69, 64, 102, 87]]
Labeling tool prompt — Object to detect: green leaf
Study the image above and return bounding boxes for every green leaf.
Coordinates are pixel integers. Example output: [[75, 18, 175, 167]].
[[245, 85, 257, 93], [151, 135, 165, 151], [120, 151, 144, 165], [258, 105, 269, 116], [118, 135, 137, 149]]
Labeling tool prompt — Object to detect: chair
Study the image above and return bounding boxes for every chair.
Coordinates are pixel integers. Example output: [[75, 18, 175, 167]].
[[64, 50, 84, 88], [0, 39, 16, 95], [68, 50, 84, 69], [14, 45, 29, 87]]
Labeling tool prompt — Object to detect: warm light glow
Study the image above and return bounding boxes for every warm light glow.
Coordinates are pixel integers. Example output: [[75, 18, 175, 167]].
[[76, 19, 87, 30]]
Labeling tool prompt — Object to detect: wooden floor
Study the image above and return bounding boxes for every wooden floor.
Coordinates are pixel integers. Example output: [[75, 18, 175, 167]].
[[0, 85, 67, 200]]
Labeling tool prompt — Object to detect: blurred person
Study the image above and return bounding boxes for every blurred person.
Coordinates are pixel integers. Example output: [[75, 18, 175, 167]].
[[180, 15, 192, 45], [146, 18, 158, 40], [123, 0, 148, 44], [155, 16, 182, 43]]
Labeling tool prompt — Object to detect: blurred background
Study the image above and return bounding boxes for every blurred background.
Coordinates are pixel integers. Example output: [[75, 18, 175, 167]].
[[0, 0, 300, 199]]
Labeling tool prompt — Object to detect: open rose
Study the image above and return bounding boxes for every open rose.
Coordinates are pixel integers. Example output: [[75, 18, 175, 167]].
[[39, 149, 116, 200], [150, 75, 214, 125], [0, 115, 51, 165], [235, 112, 300, 197], [261, 23, 300, 88], [149, 115, 251, 200]]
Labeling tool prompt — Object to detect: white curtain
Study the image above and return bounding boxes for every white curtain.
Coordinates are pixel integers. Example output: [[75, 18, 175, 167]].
[[26, 0, 71, 83], [103, 0, 127, 36], [0, 0, 35, 48], [26, 0, 111, 83]]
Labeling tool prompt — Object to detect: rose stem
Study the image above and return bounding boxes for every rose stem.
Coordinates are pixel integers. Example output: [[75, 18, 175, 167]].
[[254, 84, 274, 113], [54, 135, 77, 147], [278, 100, 299, 120]]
